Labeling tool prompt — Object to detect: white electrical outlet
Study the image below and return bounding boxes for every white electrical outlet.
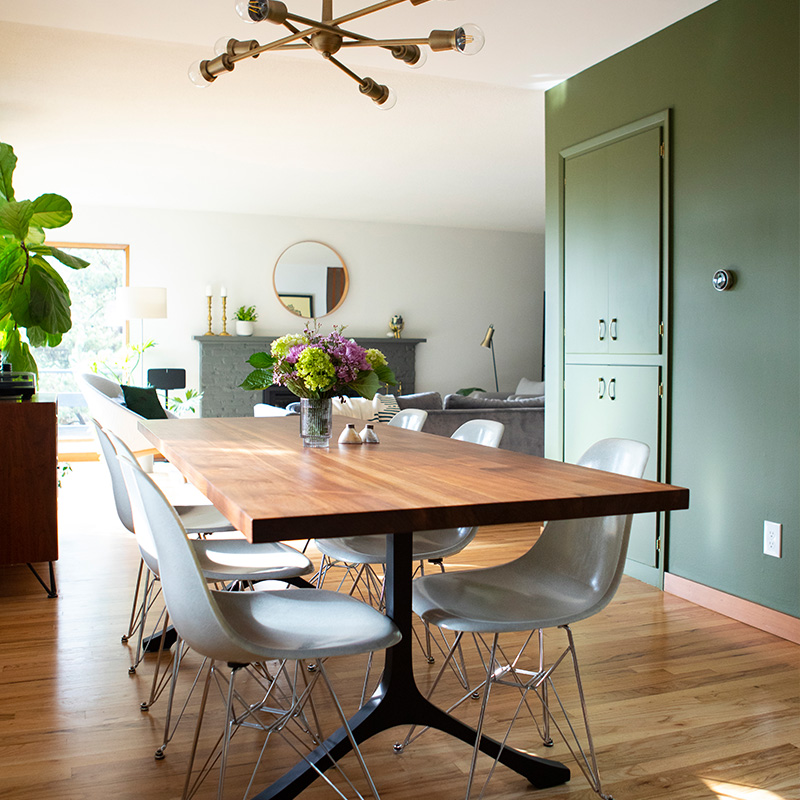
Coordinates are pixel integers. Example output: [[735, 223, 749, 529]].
[[763, 521, 782, 558]]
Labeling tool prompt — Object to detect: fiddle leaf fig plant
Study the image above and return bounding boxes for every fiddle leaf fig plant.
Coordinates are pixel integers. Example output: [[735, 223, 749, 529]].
[[0, 142, 89, 375]]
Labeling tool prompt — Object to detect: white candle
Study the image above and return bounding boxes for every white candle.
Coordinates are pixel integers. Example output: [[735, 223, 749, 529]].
[[220, 285, 228, 298], [205, 285, 213, 297]]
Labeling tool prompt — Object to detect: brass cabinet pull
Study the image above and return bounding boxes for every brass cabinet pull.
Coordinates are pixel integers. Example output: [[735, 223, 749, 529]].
[[598, 319, 606, 341], [598, 377, 606, 399], [608, 377, 616, 400], [610, 318, 618, 340]]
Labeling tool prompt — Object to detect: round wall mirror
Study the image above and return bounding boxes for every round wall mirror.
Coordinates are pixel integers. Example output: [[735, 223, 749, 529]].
[[273, 241, 348, 319]]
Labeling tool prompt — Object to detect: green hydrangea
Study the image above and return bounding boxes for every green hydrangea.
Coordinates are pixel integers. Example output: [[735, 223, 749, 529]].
[[271, 333, 308, 359], [365, 348, 387, 369], [296, 347, 336, 394]]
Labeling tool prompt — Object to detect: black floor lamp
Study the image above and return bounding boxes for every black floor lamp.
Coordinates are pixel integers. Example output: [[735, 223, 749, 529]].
[[480, 324, 499, 392]]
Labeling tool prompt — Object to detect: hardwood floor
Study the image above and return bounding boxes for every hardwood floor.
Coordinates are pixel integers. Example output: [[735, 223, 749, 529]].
[[0, 462, 797, 800]]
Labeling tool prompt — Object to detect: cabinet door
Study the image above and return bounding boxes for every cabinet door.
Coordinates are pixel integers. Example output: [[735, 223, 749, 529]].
[[563, 364, 660, 567], [564, 127, 662, 356]]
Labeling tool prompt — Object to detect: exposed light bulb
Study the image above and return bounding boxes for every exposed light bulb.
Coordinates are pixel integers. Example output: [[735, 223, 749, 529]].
[[455, 23, 485, 55], [188, 60, 212, 87], [215, 37, 233, 56], [234, 0, 260, 23]]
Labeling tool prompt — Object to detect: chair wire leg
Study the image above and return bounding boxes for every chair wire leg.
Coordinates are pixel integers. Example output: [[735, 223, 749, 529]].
[[122, 558, 145, 643], [182, 659, 215, 800], [317, 661, 382, 800], [465, 633, 499, 800]]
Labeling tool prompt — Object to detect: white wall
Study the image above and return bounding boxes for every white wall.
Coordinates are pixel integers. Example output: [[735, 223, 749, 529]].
[[60, 205, 543, 402]]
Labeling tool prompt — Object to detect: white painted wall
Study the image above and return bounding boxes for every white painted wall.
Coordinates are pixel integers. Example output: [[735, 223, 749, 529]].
[[60, 205, 543, 404]]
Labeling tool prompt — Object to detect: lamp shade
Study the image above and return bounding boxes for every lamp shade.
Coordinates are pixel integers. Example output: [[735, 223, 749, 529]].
[[115, 287, 167, 320]]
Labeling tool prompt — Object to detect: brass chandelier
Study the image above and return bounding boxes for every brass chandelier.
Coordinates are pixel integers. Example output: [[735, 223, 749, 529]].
[[189, 0, 485, 109]]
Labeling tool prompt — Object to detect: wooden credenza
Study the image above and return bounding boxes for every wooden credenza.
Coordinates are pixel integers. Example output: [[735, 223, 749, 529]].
[[0, 401, 58, 594]]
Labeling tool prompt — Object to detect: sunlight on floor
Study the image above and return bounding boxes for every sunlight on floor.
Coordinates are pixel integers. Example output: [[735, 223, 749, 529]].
[[705, 779, 787, 799]]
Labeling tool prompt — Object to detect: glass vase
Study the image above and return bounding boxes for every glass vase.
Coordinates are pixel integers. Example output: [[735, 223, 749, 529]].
[[299, 397, 333, 448]]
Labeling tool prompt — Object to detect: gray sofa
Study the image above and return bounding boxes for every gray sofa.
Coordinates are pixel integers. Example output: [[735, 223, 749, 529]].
[[396, 391, 544, 458]]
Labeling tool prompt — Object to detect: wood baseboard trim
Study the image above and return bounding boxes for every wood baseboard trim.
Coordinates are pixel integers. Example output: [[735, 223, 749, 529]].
[[664, 572, 800, 644]]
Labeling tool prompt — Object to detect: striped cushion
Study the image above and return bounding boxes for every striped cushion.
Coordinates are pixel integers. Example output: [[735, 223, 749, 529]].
[[374, 394, 400, 423]]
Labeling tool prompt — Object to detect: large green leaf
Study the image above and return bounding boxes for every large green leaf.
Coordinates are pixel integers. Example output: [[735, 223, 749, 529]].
[[41, 245, 89, 270], [373, 362, 398, 387], [349, 369, 381, 399], [0, 199, 32, 241], [0, 143, 16, 202], [0, 240, 25, 283], [26, 324, 63, 348], [24, 226, 46, 247], [20, 258, 72, 334], [247, 351, 276, 369], [1, 328, 37, 375], [240, 368, 274, 390], [30, 193, 72, 229]]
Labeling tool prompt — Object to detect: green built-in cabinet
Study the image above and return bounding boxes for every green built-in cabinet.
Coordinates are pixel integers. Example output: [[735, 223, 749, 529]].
[[561, 112, 670, 585]]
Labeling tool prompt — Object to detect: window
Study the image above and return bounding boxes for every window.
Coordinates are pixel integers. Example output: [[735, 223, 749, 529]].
[[35, 243, 129, 428]]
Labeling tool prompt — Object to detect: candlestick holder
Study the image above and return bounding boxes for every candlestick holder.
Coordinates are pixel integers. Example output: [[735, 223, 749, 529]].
[[220, 297, 231, 336], [205, 296, 215, 336]]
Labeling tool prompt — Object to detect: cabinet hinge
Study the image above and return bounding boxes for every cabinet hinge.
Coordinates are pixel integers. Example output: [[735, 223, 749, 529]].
[[656, 538, 662, 551], [658, 383, 663, 398], [659, 142, 665, 158], [659, 321, 664, 337]]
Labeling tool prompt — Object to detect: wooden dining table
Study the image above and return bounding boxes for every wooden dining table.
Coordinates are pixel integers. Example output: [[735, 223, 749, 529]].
[[140, 415, 689, 800]]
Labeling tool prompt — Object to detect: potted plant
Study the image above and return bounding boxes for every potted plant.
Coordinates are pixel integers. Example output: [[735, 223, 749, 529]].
[[234, 304, 257, 336], [0, 142, 89, 375]]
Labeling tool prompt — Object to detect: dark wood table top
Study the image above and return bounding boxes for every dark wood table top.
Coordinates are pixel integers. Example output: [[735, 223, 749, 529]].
[[140, 416, 689, 543]]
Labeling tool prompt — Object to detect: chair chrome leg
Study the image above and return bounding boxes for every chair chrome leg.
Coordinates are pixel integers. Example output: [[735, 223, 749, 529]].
[[465, 634, 499, 800], [122, 559, 145, 643]]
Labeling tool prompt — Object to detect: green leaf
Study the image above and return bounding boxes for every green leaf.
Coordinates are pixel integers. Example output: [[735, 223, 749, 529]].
[[24, 226, 46, 247], [30, 193, 72, 229], [26, 325, 63, 348], [349, 369, 381, 399], [1, 328, 37, 375], [0, 240, 25, 283], [373, 363, 398, 387], [20, 258, 72, 334], [240, 368, 273, 390], [40, 245, 89, 270], [247, 351, 276, 369], [0, 143, 16, 202], [0, 199, 33, 241]]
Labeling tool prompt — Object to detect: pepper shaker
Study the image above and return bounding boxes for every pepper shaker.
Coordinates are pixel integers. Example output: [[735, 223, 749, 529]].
[[338, 423, 363, 445], [360, 424, 380, 444]]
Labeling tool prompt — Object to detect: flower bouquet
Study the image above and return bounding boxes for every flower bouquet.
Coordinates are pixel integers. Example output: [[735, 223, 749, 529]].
[[241, 324, 397, 446]]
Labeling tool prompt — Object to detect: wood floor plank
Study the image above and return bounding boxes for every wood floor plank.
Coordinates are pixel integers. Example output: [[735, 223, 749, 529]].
[[0, 462, 796, 799]]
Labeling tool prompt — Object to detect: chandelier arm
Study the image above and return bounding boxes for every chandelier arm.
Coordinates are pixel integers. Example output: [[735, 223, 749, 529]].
[[279, 18, 363, 84]]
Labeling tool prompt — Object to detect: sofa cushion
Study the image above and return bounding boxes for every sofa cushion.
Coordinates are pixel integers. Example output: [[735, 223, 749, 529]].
[[121, 385, 168, 419], [396, 392, 443, 411], [331, 396, 377, 421], [443, 393, 545, 410]]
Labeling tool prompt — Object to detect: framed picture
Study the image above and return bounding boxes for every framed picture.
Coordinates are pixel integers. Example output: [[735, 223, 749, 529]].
[[279, 294, 314, 319]]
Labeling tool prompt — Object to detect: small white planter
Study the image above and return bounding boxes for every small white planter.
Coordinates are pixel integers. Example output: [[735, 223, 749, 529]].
[[235, 320, 255, 336]]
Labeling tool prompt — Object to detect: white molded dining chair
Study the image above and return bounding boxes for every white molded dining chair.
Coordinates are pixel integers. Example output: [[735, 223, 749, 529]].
[[120, 456, 401, 800], [409, 438, 650, 800], [387, 408, 428, 431]]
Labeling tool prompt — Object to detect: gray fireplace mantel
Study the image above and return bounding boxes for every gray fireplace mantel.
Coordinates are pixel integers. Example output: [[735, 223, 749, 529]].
[[194, 335, 426, 418]]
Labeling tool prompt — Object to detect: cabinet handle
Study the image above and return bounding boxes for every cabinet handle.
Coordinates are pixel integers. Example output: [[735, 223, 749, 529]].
[[598, 378, 606, 399], [610, 318, 618, 340], [598, 319, 606, 341], [608, 377, 616, 400]]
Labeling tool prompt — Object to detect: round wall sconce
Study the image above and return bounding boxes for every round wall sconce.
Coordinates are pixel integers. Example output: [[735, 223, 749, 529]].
[[712, 269, 735, 291]]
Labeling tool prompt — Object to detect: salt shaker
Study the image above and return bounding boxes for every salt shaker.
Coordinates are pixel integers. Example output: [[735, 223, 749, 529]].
[[338, 424, 362, 445], [360, 424, 380, 444]]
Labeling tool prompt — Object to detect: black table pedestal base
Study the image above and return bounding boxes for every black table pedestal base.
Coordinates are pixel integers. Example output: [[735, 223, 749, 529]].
[[251, 533, 570, 800]]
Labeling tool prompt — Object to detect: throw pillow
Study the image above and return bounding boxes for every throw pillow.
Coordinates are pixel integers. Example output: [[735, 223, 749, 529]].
[[514, 378, 545, 397], [373, 394, 400, 423], [443, 393, 545, 409], [396, 391, 443, 410], [121, 385, 168, 419]]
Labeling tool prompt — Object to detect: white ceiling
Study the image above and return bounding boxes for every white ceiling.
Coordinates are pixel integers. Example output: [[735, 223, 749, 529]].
[[0, 0, 715, 232]]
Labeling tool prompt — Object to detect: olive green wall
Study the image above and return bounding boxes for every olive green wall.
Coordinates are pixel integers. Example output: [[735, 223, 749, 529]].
[[544, 0, 799, 616]]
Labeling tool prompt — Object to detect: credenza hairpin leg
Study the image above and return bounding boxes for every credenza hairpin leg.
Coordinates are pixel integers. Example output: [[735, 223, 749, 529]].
[[26, 561, 57, 598]]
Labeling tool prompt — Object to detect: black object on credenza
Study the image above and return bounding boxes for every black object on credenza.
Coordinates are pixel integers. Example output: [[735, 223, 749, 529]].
[[261, 385, 298, 408]]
